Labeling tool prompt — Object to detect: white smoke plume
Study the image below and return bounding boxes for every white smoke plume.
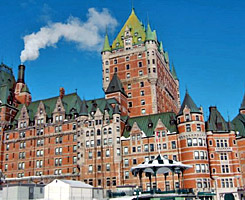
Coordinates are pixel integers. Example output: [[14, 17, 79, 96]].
[[20, 8, 118, 63]]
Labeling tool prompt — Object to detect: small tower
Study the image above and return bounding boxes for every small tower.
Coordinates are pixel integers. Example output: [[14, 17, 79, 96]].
[[14, 64, 32, 105], [105, 73, 128, 116], [176, 91, 210, 192], [101, 32, 112, 91]]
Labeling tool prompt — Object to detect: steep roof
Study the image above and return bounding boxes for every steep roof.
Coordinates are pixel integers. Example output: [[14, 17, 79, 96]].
[[105, 73, 126, 95], [14, 94, 118, 122], [111, 8, 145, 49], [145, 23, 156, 41], [240, 92, 245, 110], [206, 106, 232, 132], [80, 99, 88, 116], [171, 63, 178, 80], [232, 113, 245, 137], [0, 63, 16, 105], [123, 112, 177, 138], [178, 91, 200, 115], [21, 84, 30, 93], [102, 32, 111, 52]]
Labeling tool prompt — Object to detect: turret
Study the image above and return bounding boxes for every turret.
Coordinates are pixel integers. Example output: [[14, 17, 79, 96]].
[[239, 92, 245, 114], [176, 91, 209, 192]]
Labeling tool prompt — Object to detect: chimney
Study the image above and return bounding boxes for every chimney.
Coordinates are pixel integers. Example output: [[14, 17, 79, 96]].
[[60, 87, 65, 99], [17, 64, 25, 83]]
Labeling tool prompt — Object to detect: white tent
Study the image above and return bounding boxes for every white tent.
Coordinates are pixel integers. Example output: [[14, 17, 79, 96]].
[[44, 179, 93, 200]]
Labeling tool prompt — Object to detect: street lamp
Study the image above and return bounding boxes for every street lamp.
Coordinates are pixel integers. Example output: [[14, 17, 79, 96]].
[[134, 186, 142, 200]]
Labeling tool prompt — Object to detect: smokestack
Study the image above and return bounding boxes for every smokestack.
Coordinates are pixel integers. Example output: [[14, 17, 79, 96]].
[[60, 87, 65, 99], [17, 64, 25, 83]]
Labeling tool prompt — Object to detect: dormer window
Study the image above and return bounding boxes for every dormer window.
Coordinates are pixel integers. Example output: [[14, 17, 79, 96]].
[[58, 105, 61, 112], [40, 109, 43, 114], [126, 31, 129, 36], [116, 42, 120, 47], [138, 37, 142, 42], [134, 32, 138, 36], [114, 59, 117, 64], [185, 114, 190, 121]]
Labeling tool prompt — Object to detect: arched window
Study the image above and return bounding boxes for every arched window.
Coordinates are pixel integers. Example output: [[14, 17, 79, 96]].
[[103, 128, 107, 135], [97, 129, 101, 136], [108, 128, 112, 134]]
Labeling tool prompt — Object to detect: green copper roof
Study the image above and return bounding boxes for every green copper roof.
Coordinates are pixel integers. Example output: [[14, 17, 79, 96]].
[[0, 63, 16, 105], [240, 92, 245, 110], [80, 99, 88, 116], [21, 84, 30, 94], [105, 73, 126, 95], [159, 41, 163, 53], [123, 112, 177, 138], [178, 91, 200, 115], [15, 93, 119, 122], [111, 8, 145, 49], [113, 104, 120, 114], [206, 106, 231, 132], [171, 63, 178, 80], [232, 113, 245, 137], [164, 51, 169, 63], [146, 23, 155, 41], [102, 32, 111, 52]]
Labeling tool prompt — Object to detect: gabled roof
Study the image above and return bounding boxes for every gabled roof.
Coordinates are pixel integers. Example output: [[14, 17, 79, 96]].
[[206, 106, 231, 132], [105, 73, 126, 95], [55, 180, 93, 188], [14, 94, 119, 122], [111, 8, 145, 49], [123, 112, 177, 138], [232, 113, 245, 137], [178, 91, 200, 115], [240, 92, 245, 110]]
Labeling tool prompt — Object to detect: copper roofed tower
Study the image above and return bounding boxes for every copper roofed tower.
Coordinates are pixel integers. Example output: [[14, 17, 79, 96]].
[[101, 8, 180, 117]]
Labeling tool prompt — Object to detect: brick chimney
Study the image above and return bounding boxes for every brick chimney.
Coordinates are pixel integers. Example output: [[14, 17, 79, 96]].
[[59, 87, 65, 99]]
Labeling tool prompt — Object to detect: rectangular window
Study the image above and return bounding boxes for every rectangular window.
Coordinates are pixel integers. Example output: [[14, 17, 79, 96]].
[[187, 138, 192, 146], [197, 124, 201, 131], [124, 159, 129, 167], [196, 164, 201, 173], [138, 62, 142, 67], [171, 141, 176, 149], [124, 147, 128, 155], [144, 144, 149, 152], [106, 149, 110, 157], [194, 151, 199, 159], [150, 144, 154, 152], [193, 138, 197, 146], [186, 124, 191, 132], [125, 171, 129, 179]]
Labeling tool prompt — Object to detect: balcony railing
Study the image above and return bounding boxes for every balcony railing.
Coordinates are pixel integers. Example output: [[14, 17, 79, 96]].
[[215, 147, 232, 152]]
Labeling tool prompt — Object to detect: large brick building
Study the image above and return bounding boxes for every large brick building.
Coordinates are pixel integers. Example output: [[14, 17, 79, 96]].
[[0, 8, 244, 200]]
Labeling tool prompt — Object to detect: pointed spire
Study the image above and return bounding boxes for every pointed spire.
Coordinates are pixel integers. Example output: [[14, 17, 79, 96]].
[[113, 104, 120, 114], [159, 41, 163, 53], [164, 51, 169, 63], [80, 99, 88, 116], [171, 62, 178, 80], [146, 22, 155, 41], [178, 91, 200, 115], [105, 73, 126, 95], [240, 92, 245, 110], [102, 31, 111, 52]]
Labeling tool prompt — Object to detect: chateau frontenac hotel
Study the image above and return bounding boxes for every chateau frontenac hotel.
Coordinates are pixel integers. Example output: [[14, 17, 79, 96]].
[[0, 9, 244, 200]]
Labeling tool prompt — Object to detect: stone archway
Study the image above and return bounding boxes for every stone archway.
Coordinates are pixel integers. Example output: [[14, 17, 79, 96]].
[[224, 193, 235, 200]]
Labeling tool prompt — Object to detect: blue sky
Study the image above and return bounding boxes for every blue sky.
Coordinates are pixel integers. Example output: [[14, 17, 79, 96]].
[[1, 0, 245, 120]]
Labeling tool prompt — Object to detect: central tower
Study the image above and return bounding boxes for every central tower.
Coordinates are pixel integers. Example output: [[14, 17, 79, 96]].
[[102, 9, 180, 117]]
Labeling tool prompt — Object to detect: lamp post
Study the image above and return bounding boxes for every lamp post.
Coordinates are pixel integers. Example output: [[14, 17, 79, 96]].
[[134, 186, 141, 200]]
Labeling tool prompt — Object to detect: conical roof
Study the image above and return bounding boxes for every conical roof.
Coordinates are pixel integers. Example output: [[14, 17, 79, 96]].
[[171, 63, 178, 80], [105, 73, 126, 95], [159, 41, 163, 53], [240, 92, 245, 110], [146, 23, 155, 41], [178, 91, 200, 115], [79, 99, 88, 116], [102, 32, 111, 52]]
